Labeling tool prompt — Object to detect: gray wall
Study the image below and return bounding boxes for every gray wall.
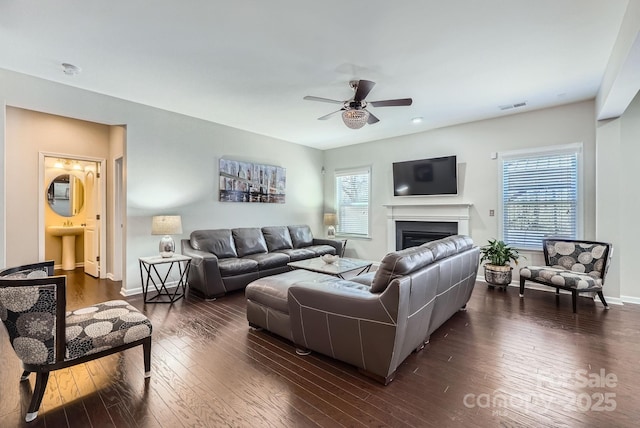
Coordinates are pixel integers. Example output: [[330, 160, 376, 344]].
[[596, 91, 640, 303], [323, 101, 597, 267], [0, 69, 324, 294]]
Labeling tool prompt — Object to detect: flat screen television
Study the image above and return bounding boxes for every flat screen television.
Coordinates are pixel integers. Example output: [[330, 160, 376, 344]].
[[393, 155, 457, 196]]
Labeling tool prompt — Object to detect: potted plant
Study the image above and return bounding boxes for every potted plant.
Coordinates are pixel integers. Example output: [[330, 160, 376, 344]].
[[479, 239, 521, 289]]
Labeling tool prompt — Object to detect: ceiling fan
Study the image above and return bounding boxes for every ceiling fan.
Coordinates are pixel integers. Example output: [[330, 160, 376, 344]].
[[303, 79, 413, 129]]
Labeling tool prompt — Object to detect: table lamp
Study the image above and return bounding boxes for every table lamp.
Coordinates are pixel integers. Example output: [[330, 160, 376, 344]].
[[323, 213, 337, 238], [151, 215, 183, 257]]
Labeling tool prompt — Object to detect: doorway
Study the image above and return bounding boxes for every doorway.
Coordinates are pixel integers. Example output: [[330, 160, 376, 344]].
[[112, 157, 124, 281], [39, 154, 107, 277]]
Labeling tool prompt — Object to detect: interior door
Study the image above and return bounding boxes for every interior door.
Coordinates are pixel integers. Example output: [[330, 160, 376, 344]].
[[84, 166, 100, 277]]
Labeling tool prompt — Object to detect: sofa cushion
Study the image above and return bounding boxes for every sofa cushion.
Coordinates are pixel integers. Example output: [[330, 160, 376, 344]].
[[65, 300, 152, 361], [232, 228, 269, 257], [275, 248, 316, 261], [288, 225, 314, 248], [262, 226, 294, 251], [190, 229, 237, 258], [519, 266, 603, 290], [371, 246, 435, 293], [244, 252, 290, 270], [304, 244, 336, 256], [217, 258, 259, 276], [246, 270, 334, 314]]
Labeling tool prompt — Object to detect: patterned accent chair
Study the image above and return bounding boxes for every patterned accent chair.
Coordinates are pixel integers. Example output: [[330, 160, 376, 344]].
[[519, 239, 613, 313], [0, 261, 153, 422]]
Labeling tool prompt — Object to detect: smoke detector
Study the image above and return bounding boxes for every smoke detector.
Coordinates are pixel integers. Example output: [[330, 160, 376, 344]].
[[61, 63, 81, 76]]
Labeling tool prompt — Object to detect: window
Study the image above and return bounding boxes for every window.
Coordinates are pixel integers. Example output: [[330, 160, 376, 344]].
[[500, 144, 582, 250], [335, 166, 371, 237]]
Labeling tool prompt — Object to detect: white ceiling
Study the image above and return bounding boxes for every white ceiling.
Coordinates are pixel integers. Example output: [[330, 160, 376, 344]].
[[0, 0, 630, 150]]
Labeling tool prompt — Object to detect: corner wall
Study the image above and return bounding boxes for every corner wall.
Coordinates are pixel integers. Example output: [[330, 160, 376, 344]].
[[5, 107, 110, 267], [323, 101, 597, 268], [0, 69, 324, 294], [597, 91, 640, 303]]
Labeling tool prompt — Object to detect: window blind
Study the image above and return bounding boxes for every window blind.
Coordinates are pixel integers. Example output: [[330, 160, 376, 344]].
[[502, 151, 578, 249], [335, 167, 370, 237]]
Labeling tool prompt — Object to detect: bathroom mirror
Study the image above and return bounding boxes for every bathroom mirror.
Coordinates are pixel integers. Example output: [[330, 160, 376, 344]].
[[47, 174, 84, 217]]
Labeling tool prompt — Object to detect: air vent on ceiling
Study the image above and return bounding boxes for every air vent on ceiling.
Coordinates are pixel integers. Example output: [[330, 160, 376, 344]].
[[499, 101, 527, 111]]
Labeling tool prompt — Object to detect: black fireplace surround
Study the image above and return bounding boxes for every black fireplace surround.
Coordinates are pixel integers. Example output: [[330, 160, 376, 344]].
[[395, 221, 458, 250]]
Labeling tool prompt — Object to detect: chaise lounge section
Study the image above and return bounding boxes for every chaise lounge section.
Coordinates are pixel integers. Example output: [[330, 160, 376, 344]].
[[245, 235, 480, 384], [181, 225, 342, 299]]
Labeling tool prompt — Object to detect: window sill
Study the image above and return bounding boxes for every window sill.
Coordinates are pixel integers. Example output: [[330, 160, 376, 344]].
[[335, 234, 371, 241]]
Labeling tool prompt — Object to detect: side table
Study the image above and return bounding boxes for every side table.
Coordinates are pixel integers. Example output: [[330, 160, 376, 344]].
[[139, 254, 191, 303], [339, 239, 348, 257]]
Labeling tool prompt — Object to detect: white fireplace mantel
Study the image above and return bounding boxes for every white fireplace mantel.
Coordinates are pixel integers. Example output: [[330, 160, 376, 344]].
[[383, 202, 473, 252]]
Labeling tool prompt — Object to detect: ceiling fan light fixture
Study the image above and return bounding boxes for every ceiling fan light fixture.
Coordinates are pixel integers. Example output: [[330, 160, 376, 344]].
[[342, 109, 369, 129]]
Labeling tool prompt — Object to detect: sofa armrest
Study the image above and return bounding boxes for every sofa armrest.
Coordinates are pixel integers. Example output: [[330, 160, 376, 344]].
[[181, 239, 226, 299], [312, 238, 343, 255], [287, 280, 402, 381]]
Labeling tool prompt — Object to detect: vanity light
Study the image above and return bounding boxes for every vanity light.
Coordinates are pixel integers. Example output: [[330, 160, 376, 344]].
[[54, 159, 64, 169], [73, 162, 82, 170]]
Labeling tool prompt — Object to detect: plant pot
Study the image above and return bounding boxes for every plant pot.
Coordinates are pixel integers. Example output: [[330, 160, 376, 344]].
[[484, 264, 513, 288]]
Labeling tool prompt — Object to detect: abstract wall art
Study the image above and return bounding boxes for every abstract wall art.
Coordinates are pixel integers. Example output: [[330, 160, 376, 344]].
[[219, 158, 286, 203]]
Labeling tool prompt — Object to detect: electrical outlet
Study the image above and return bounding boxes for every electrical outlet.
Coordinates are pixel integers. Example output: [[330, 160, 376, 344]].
[[489, 210, 495, 217]]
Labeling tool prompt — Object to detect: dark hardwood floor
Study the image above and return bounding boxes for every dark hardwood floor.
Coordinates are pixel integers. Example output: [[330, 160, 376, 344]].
[[1, 268, 639, 427]]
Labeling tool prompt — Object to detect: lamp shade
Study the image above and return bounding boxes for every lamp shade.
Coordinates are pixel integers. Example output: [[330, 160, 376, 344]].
[[151, 215, 183, 235], [323, 213, 337, 226], [323, 213, 338, 238], [152, 215, 182, 258]]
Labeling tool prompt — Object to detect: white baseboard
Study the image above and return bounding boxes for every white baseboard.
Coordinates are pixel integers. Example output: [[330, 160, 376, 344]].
[[106, 273, 124, 282], [119, 280, 181, 297], [621, 295, 640, 305], [475, 275, 625, 306], [54, 262, 84, 271], [120, 286, 142, 297]]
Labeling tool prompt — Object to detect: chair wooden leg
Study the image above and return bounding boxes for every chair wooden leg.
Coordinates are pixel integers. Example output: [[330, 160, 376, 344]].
[[519, 277, 525, 297], [597, 291, 610, 310], [572, 290, 577, 313], [143, 336, 152, 378], [26, 371, 49, 422], [20, 370, 31, 381], [556, 287, 560, 295]]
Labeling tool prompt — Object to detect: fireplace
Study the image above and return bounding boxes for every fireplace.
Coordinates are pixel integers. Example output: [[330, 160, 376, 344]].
[[396, 221, 458, 250], [384, 203, 472, 253]]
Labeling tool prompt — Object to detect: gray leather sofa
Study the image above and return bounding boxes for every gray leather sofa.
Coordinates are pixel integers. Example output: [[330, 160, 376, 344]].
[[245, 235, 479, 384], [181, 225, 342, 299]]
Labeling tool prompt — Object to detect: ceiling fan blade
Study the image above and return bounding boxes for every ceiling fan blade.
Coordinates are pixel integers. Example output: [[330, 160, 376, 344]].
[[367, 111, 380, 124], [369, 98, 413, 107], [354, 80, 375, 102], [317, 109, 344, 120], [304, 95, 344, 104]]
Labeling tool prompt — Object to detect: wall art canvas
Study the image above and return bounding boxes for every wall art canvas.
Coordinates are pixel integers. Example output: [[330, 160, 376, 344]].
[[219, 159, 286, 203]]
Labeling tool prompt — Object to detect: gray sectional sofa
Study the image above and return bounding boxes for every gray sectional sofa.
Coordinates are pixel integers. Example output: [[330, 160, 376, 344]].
[[245, 235, 479, 384], [181, 225, 342, 299]]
